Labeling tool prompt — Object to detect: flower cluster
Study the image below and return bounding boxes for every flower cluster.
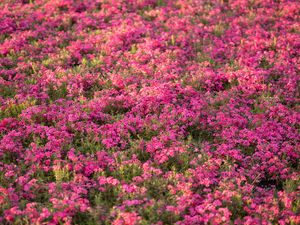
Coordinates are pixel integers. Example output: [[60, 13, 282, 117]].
[[0, 0, 299, 224]]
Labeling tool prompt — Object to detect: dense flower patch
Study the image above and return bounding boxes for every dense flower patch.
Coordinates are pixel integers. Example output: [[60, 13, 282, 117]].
[[0, 0, 299, 224]]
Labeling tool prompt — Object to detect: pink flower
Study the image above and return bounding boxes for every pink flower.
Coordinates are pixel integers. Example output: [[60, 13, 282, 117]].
[[113, 212, 141, 225]]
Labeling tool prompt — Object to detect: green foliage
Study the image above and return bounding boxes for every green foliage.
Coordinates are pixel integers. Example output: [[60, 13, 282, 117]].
[[196, 51, 215, 65], [284, 178, 300, 193], [84, 84, 103, 99], [71, 133, 103, 155], [25, 77, 37, 85], [139, 202, 181, 225], [292, 198, 300, 215], [53, 165, 72, 183], [0, 33, 10, 44], [42, 57, 56, 68], [161, 152, 190, 173], [251, 91, 274, 114], [156, 0, 166, 7], [32, 169, 56, 183], [0, 190, 11, 217], [21, 133, 48, 149], [171, 35, 176, 46], [226, 194, 247, 220], [8, 215, 30, 225], [111, 163, 143, 182], [88, 185, 121, 222], [100, 186, 120, 206], [238, 144, 256, 156], [142, 176, 176, 205], [0, 98, 35, 119], [200, 18, 209, 25], [259, 57, 274, 69], [136, 177, 182, 224], [186, 125, 214, 144], [223, 78, 239, 90], [72, 212, 98, 225], [228, 59, 241, 71], [0, 171, 10, 188], [127, 140, 151, 162], [102, 100, 129, 116], [2, 151, 18, 164], [137, 128, 159, 141], [81, 57, 104, 74], [213, 23, 229, 37], [130, 44, 138, 54], [47, 83, 68, 102]]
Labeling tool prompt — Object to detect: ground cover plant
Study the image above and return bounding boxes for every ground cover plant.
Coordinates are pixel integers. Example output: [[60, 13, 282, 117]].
[[0, 0, 299, 224]]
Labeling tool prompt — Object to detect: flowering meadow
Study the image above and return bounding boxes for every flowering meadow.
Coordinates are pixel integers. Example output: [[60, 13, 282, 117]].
[[0, 0, 299, 224]]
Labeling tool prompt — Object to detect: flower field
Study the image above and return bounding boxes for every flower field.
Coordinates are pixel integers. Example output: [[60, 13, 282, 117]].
[[0, 0, 299, 224]]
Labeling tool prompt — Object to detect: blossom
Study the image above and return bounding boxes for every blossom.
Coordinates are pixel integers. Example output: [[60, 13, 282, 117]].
[[0, 0, 298, 224]]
